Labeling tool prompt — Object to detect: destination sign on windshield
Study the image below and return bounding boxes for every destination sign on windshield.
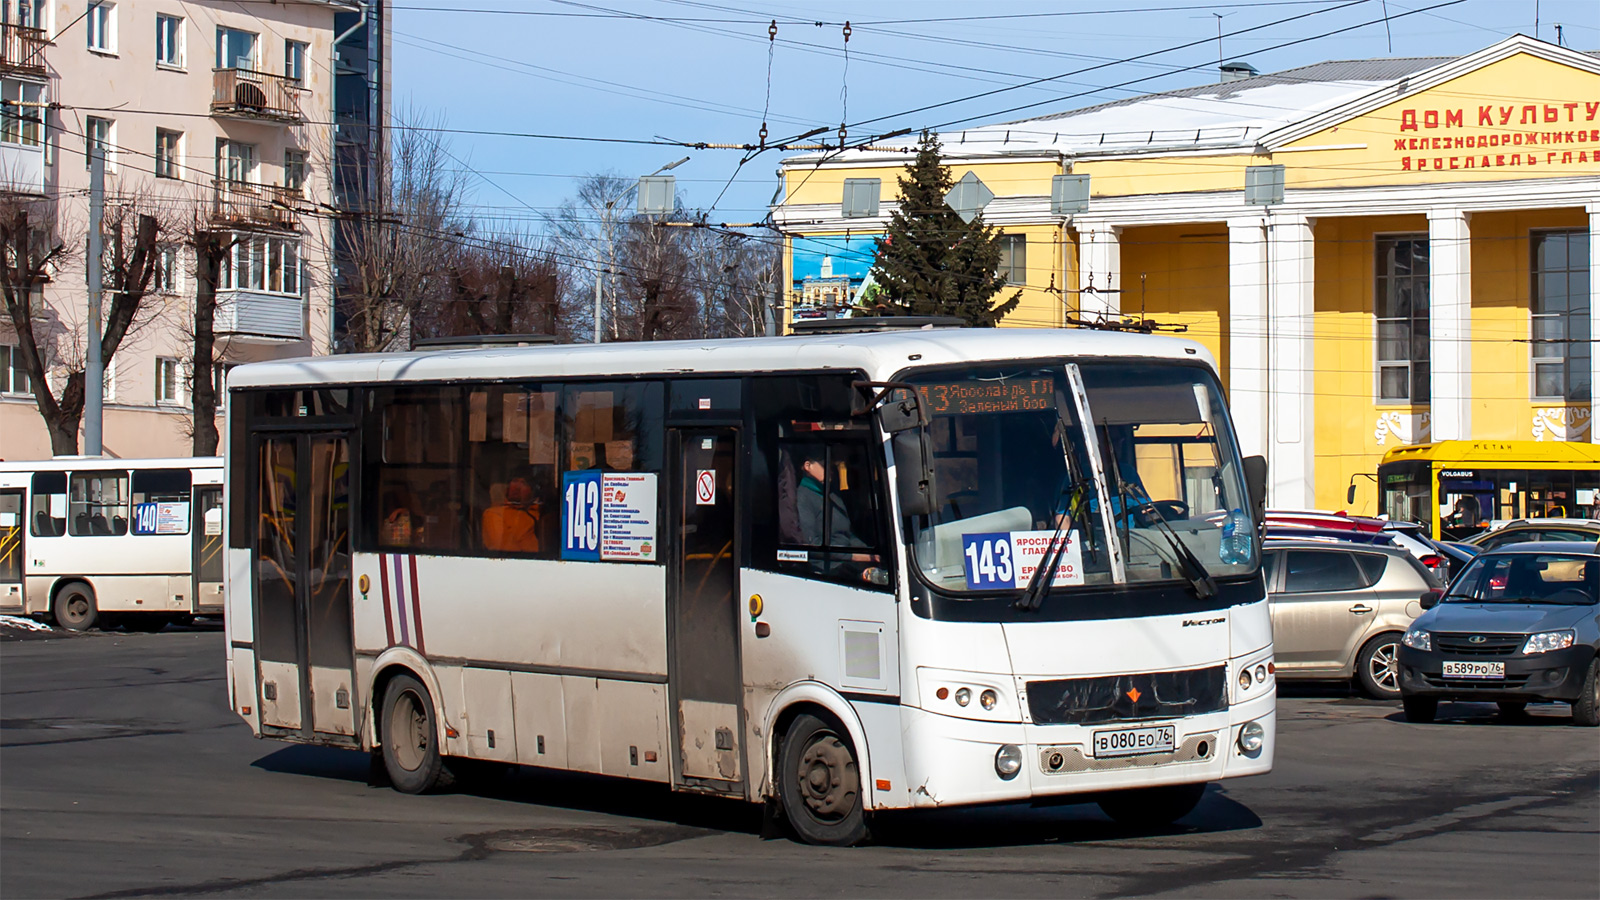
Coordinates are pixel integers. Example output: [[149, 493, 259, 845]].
[[915, 377, 1054, 415]]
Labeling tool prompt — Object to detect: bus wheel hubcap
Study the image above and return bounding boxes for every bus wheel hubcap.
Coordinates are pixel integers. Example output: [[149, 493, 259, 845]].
[[797, 735, 854, 820]]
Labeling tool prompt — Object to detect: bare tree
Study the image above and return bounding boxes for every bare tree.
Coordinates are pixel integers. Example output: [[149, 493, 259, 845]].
[[412, 231, 570, 341], [184, 228, 235, 455], [1, 191, 162, 455], [331, 106, 471, 352]]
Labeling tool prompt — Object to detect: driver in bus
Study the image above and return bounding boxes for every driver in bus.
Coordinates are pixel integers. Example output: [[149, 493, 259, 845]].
[[482, 467, 542, 553], [796, 447, 883, 583]]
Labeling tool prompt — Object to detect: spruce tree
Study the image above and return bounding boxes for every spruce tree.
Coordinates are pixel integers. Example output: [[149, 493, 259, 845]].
[[865, 131, 1021, 327]]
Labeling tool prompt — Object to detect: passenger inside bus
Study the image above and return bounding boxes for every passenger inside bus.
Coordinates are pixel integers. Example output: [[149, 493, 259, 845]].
[[482, 468, 542, 553]]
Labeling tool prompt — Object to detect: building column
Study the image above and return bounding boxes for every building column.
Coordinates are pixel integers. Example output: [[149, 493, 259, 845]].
[[1267, 214, 1315, 509], [1428, 209, 1472, 441], [1590, 204, 1599, 442], [1077, 223, 1121, 322], [1228, 217, 1269, 459]]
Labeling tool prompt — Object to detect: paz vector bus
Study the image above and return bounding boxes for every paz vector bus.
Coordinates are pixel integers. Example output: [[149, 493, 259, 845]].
[[221, 325, 1274, 845]]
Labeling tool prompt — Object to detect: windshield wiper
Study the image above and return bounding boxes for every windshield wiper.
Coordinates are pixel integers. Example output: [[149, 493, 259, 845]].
[[1100, 422, 1218, 601], [1017, 414, 1095, 612]]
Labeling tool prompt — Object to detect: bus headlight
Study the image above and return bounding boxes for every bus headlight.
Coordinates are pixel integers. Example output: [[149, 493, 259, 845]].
[[1237, 720, 1265, 754], [1238, 668, 1253, 690], [979, 689, 998, 710], [994, 744, 1022, 780], [954, 687, 971, 707]]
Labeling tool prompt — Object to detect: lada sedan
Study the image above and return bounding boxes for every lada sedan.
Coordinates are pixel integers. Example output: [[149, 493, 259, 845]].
[[1397, 541, 1600, 726]]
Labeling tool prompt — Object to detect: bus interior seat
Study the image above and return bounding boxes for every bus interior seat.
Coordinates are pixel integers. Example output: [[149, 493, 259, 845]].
[[90, 514, 111, 536], [111, 515, 126, 535], [36, 511, 61, 536], [74, 512, 91, 534]]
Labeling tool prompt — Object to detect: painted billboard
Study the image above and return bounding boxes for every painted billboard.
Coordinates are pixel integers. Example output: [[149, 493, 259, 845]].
[[791, 235, 881, 319]]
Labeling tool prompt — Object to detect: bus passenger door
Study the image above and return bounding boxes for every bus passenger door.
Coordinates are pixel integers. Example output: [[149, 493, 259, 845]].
[[253, 433, 356, 742], [667, 427, 745, 793], [193, 486, 225, 614], [0, 488, 22, 612]]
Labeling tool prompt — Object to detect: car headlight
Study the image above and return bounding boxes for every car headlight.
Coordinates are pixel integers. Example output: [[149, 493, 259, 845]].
[[1402, 628, 1431, 651], [1522, 630, 1576, 655]]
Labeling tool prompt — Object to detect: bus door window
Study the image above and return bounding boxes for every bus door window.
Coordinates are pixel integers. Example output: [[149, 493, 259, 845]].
[[131, 468, 193, 535], [69, 470, 129, 536], [468, 386, 559, 556], [29, 471, 65, 536], [0, 488, 22, 584]]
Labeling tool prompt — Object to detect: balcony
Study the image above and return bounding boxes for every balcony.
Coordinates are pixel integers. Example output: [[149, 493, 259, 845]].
[[215, 290, 304, 341], [0, 24, 46, 79], [211, 180, 299, 230], [211, 69, 303, 123]]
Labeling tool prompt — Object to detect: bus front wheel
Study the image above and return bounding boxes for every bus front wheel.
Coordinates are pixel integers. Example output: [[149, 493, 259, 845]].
[[778, 713, 868, 847], [380, 673, 454, 794], [53, 583, 98, 632]]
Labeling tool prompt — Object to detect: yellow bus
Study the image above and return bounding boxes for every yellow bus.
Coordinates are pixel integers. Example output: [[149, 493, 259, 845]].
[[1373, 441, 1600, 541]]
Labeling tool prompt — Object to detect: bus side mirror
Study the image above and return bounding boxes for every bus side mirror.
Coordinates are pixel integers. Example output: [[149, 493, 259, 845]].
[[1243, 455, 1268, 523], [877, 389, 924, 433], [893, 429, 935, 518], [1347, 483, 1358, 505]]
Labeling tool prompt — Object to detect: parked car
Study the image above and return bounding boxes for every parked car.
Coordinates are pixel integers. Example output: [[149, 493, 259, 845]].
[[1465, 519, 1600, 552], [1267, 512, 1456, 583], [1397, 541, 1600, 726], [1264, 539, 1443, 699], [1383, 520, 1473, 583]]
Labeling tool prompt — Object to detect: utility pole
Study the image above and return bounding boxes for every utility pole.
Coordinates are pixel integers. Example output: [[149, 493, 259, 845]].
[[84, 144, 105, 456]]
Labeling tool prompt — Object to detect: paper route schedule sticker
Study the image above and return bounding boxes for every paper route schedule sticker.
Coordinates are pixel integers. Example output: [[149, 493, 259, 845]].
[[563, 470, 659, 562], [961, 530, 1084, 590]]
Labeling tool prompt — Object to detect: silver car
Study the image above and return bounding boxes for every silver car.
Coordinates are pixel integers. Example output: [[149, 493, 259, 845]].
[[1264, 539, 1444, 699]]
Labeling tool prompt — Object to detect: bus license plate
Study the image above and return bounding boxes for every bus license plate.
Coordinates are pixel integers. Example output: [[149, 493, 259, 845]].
[[1092, 725, 1176, 759], [1442, 660, 1505, 679]]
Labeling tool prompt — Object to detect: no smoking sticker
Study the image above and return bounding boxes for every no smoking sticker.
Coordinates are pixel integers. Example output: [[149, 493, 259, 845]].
[[695, 469, 716, 505]]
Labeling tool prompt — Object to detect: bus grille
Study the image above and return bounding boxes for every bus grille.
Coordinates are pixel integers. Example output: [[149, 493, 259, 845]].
[[1026, 665, 1228, 726]]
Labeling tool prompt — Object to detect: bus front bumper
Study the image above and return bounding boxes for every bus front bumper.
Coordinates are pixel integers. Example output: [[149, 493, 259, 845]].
[[895, 692, 1275, 809]]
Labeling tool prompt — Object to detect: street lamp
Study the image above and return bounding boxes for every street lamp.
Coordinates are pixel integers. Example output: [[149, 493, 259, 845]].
[[593, 156, 690, 343]]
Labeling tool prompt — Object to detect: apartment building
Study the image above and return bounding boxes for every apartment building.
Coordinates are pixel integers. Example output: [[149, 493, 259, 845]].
[[0, 0, 359, 460], [774, 35, 1599, 510]]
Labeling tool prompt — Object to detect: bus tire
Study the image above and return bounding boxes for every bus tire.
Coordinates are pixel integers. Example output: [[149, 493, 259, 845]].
[[380, 673, 454, 794], [778, 712, 868, 847], [1355, 633, 1402, 700], [1097, 782, 1206, 827], [53, 583, 98, 632]]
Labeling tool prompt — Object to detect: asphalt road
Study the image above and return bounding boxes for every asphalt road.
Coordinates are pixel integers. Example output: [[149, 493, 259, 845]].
[[3, 628, 1597, 899]]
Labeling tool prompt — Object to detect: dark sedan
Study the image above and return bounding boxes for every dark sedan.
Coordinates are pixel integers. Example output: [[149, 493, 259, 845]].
[[1397, 541, 1600, 726]]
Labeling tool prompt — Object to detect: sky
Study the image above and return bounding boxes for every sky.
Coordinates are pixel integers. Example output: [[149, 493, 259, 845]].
[[390, 0, 1599, 234]]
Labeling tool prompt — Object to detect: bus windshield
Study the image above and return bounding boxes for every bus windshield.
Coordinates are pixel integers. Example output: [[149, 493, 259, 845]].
[[905, 361, 1255, 595]]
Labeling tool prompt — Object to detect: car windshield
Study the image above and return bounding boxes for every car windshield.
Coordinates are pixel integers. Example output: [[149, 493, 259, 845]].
[[1445, 553, 1599, 604], [903, 361, 1255, 595]]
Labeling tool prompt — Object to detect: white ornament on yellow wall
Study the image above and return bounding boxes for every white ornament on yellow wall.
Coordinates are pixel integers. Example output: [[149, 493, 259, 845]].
[[1374, 412, 1431, 446], [1531, 407, 1591, 442]]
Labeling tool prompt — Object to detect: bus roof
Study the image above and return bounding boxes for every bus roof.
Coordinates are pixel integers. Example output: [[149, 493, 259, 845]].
[[226, 329, 1218, 389], [0, 456, 221, 472], [1380, 440, 1600, 467]]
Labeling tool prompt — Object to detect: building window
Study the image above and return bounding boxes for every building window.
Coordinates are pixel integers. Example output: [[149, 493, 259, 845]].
[[283, 149, 306, 193], [156, 244, 179, 292], [1375, 235, 1430, 404], [100, 353, 117, 404], [155, 356, 183, 405], [155, 13, 182, 67], [284, 40, 307, 83], [998, 234, 1026, 285], [219, 233, 300, 295], [0, 79, 41, 147], [86, 1, 114, 53], [1, 343, 32, 395], [216, 138, 256, 184], [155, 128, 181, 179], [84, 115, 113, 169], [842, 178, 880, 218], [216, 27, 257, 70], [1531, 230, 1592, 402], [9, 0, 47, 32]]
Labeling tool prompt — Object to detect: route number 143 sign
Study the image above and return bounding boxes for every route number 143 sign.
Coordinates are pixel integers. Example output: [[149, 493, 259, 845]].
[[961, 530, 1084, 590]]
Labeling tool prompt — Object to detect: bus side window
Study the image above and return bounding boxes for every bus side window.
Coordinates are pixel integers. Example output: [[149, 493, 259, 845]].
[[68, 470, 129, 536], [467, 385, 561, 559], [30, 471, 66, 536], [131, 468, 193, 535], [364, 386, 465, 553]]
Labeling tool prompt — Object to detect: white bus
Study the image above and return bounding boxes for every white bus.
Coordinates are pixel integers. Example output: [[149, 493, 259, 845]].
[[222, 326, 1274, 845], [1, 456, 225, 631]]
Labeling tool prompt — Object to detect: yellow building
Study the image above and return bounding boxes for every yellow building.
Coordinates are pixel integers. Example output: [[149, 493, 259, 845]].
[[774, 36, 1599, 512]]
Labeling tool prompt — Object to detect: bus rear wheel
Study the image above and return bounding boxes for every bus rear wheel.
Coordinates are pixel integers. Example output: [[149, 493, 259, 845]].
[[380, 674, 453, 794], [53, 583, 98, 632], [778, 713, 868, 847]]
